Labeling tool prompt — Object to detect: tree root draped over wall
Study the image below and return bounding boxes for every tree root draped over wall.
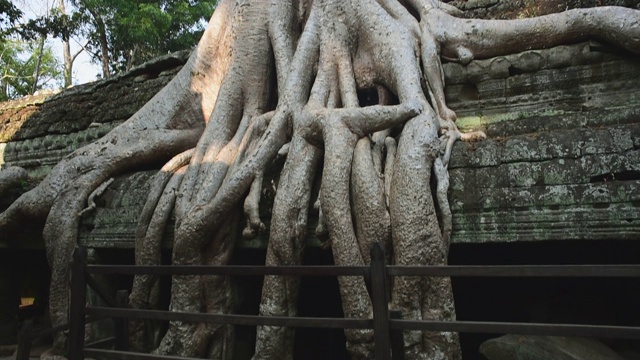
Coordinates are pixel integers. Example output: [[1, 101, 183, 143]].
[[1, 0, 640, 358]]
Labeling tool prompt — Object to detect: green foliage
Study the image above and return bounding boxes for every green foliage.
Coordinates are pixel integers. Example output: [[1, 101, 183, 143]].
[[3, 0, 215, 80], [72, 0, 217, 74], [0, 39, 63, 101], [17, 11, 83, 42], [0, 1, 70, 40], [0, 0, 23, 36], [160, 0, 217, 55]]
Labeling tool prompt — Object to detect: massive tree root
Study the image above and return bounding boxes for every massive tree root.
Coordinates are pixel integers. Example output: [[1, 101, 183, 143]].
[[0, 166, 28, 200], [1, 0, 640, 358]]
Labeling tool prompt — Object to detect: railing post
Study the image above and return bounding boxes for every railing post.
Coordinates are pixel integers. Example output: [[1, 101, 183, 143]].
[[15, 319, 33, 360], [370, 242, 391, 360], [68, 247, 87, 360], [114, 290, 130, 351], [390, 310, 405, 360]]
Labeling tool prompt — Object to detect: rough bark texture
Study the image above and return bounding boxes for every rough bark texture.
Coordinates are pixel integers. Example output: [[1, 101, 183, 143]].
[[1, 0, 640, 359], [480, 335, 626, 360], [0, 166, 27, 200], [450, 0, 640, 20]]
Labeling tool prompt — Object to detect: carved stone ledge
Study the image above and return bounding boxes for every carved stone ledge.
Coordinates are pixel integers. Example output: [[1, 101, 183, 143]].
[[2, 43, 639, 249], [0, 51, 189, 179], [74, 43, 640, 248]]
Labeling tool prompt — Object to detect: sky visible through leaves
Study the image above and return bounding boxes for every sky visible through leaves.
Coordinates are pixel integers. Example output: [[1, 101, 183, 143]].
[[14, 0, 215, 86], [17, 0, 98, 85]]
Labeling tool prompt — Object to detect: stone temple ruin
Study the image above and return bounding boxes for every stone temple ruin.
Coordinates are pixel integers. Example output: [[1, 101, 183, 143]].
[[2, 11, 640, 360]]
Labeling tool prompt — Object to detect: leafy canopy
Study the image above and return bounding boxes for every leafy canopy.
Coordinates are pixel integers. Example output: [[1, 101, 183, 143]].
[[0, 0, 22, 37], [72, 0, 217, 73], [0, 39, 62, 101]]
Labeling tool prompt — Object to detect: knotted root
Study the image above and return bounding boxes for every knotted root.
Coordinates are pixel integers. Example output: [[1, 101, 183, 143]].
[[2, 0, 640, 359], [0, 166, 28, 201], [78, 178, 114, 217], [243, 171, 266, 238]]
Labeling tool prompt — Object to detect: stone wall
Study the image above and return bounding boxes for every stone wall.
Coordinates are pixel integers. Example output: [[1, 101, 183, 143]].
[[74, 44, 640, 248], [446, 42, 640, 243], [448, 0, 640, 19], [1, 43, 639, 249], [0, 51, 190, 248], [0, 50, 190, 179]]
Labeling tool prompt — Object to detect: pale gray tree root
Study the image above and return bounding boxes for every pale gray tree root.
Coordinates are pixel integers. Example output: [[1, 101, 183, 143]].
[[390, 109, 461, 360], [43, 128, 202, 353], [0, 166, 28, 200], [129, 149, 194, 351], [254, 137, 322, 359], [1, 0, 640, 359], [250, 2, 640, 359], [0, 1, 231, 354]]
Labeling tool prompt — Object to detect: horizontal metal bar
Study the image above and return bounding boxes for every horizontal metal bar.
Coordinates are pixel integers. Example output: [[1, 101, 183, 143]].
[[32, 315, 104, 339], [86, 274, 117, 307], [86, 265, 369, 277], [390, 320, 640, 339], [86, 306, 373, 329], [86, 264, 640, 278], [32, 323, 69, 338], [387, 265, 640, 277], [84, 348, 203, 360], [85, 336, 115, 349]]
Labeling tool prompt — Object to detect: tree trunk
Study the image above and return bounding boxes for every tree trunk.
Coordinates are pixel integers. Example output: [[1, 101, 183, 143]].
[[1, 0, 640, 358], [30, 35, 45, 94], [125, 45, 137, 72], [58, 0, 73, 87], [88, 8, 110, 78]]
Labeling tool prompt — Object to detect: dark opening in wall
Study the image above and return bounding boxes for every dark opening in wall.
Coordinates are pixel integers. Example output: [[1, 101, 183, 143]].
[[458, 83, 480, 101], [508, 65, 528, 76], [0, 249, 49, 345], [590, 170, 640, 183], [449, 240, 640, 359], [11, 240, 639, 358], [229, 246, 350, 359], [226, 240, 640, 359], [357, 88, 379, 107]]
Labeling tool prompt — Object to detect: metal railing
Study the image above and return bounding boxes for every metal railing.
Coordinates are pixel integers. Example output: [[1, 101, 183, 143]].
[[15, 262, 119, 360], [20, 243, 640, 359]]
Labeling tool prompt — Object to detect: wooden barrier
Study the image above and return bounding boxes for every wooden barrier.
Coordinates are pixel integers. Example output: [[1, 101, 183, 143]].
[[27, 243, 640, 359]]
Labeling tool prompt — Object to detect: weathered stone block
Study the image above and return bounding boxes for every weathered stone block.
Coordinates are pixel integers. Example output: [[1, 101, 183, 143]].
[[2, 44, 639, 248]]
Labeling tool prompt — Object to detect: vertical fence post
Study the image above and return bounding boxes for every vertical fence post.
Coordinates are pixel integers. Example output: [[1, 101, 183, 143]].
[[15, 319, 33, 360], [68, 247, 87, 360], [114, 290, 130, 351], [389, 310, 405, 360], [370, 242, 391, 360]]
